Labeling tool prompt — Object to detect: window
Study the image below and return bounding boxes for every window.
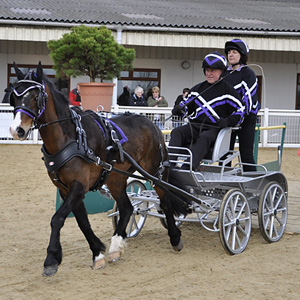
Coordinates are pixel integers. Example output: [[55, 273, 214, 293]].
[[118, 68, 161, 99], [296, 74, 300, 110], [8, 64, 70, 98]]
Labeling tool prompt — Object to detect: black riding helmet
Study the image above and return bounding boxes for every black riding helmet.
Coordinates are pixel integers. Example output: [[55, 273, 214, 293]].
[[225, 39, 249, 56], [202, 51, 227, 74]]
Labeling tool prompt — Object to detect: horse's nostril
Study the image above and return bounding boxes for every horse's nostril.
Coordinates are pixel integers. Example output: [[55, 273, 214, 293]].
[[17, 127, 25, 138]]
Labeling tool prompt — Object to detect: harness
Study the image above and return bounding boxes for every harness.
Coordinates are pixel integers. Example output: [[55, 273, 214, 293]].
[[12, 76, 168, 192], [41, 108, 128, 190]]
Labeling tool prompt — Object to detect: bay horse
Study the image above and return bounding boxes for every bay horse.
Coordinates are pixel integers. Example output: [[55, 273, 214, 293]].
[[9, 62, 187, 277]]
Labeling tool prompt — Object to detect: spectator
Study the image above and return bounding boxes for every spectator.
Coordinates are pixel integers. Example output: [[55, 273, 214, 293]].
[[129, 86, 148, 106], [172, 87, 189, 128], [69, 84, 81, 107], [170, 51, 245, 171], [147, 86, 168, 107], [2, 84, 13, 103], [117, 86, 130, 106], [147, 86, 168, 129]]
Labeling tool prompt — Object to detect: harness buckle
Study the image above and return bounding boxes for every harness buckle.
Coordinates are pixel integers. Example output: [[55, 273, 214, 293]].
[[111, 130, 120, 143], [95, 157, 112, 171]]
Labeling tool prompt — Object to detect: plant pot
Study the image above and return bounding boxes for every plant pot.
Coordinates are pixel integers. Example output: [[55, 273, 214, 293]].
[[78, 82, 115, 112]]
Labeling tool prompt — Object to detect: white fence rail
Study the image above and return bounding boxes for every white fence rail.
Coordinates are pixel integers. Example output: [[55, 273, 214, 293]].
[[1, 103, 299, 147]]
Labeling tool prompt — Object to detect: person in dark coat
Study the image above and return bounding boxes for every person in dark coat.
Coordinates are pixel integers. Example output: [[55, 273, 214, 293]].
[[117, 86, 130, 106], [129, 86, 148, 106], [223, 39, 259, 171], [172, 87, 189, 127], [171, 51, 245, 171], [2, 84, 13, 103]]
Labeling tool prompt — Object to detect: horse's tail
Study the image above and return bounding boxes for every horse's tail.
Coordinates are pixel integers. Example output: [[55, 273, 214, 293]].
[[164, 168, 193, 217]]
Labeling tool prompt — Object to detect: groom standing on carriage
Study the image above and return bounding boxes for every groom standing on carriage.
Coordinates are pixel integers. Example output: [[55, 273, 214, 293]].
[[170, 51, 245, 171]]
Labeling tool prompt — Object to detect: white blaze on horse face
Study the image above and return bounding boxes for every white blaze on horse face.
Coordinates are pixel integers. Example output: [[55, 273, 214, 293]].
[[108, 235, 127, 254], [9, 111, 22, 139], [9, 111, 33, 140]]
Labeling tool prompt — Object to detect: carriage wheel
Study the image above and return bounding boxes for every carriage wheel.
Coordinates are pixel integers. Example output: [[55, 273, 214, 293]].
[[112, 180, 148, 238], [218, 189, 252, 255], [258, 181, 288, 243]]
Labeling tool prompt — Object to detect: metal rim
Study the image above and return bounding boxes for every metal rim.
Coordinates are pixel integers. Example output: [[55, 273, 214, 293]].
[[258, 181, 288, 243], [219, 189, 252, 255]]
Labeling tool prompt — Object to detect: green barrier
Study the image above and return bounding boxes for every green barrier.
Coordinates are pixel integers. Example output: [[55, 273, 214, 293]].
[[56, 180, 153, 217], [253, 123, 286, 171], [56, 189, 114, 217]]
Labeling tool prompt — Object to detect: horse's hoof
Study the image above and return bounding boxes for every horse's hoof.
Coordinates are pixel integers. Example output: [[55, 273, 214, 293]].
[[92, 258, 106, 270], [173, 239, 184, 252], [107, 251, 121, 263], [43, 264, 58, 277]]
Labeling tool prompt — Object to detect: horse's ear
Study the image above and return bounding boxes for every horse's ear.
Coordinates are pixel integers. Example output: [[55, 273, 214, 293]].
[[36, 61, 43, 83], [13, 62, 25, 80]]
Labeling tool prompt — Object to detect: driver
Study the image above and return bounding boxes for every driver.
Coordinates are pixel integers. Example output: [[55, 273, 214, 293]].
[[170, 51, 245, 171]]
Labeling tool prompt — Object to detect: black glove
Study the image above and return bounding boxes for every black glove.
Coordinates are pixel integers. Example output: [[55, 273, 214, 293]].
[[217, 118, 228, 129], [172, 105, 185, 116]]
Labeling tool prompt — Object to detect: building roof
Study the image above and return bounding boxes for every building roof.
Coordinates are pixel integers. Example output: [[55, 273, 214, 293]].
[[1, 0, 300, 33]]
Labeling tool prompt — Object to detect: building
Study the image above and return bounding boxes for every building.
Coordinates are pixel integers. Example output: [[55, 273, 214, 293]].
[[1, 0, 300, 110]]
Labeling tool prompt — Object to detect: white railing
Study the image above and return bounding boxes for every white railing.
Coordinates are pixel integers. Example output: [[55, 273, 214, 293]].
[[1, 103, 299, 147]]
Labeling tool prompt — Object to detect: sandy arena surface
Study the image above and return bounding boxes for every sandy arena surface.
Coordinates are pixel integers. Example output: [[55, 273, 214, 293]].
[[0, 144, 299, 300]]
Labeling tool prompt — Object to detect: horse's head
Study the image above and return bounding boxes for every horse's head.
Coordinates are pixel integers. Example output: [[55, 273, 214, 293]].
[[9, 62, 48, 140]]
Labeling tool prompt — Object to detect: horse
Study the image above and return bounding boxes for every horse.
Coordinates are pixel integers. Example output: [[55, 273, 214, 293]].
[[9, 62, 187, 277]]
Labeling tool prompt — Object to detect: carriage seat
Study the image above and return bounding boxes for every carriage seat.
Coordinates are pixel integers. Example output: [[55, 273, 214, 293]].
[[202, 127, 233, 163], [167, 127, 240, 172]]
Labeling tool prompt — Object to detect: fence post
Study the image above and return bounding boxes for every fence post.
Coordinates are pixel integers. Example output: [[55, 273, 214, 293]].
[[32, 129, 39, 144], [253, 124, 260, 163], [262, 107, 269, 147]]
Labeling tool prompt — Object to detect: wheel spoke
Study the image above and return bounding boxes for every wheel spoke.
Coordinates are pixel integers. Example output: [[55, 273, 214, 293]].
[[264, 215, 270, 229], [263, 210, 273, 217], [237, 224, 247, 236], [128, 215, 136, 234], [225, 210, 233, 223], [269, 215, 275, 237], [236, 201, 246, 219], [235, 229, 242, 248], [274, 214, 283, 226], [231, 225, 237, 250], [272, 220, 279, 237], [269, 187, 277, 210], [225, 224, 232, 240], [230, 196, 237, 215], [274, 193, 284, 210]]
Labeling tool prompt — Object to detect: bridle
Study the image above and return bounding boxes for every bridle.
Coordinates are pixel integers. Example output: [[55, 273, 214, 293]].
[[11, 79, 48, 128]]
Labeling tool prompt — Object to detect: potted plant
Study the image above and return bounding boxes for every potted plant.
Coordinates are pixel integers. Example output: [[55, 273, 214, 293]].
[[47, 25, 135, 111]]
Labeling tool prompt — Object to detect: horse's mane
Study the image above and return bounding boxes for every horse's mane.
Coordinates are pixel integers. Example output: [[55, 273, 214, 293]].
[[44, 75, 69, 105], [43, 75, 71, 117]]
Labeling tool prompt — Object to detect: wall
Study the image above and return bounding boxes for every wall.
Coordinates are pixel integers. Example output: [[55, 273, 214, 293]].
[[255, 62, 297, 109], [0, 43, 298, 110], [134, 58, 298, 110]]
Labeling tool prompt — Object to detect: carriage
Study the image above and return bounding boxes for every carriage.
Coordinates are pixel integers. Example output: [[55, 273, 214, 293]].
[[105, 126, 288, 255], [9, 62, 288, 276]]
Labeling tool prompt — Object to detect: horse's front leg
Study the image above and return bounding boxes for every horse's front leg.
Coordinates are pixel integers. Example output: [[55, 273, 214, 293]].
[[72, 202, 106, 270], [106, 183, 133, 263], [43, 180, 85, 277]]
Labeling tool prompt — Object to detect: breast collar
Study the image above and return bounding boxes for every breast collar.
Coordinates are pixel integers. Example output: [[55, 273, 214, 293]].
[[41, 109, 127, 174]]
